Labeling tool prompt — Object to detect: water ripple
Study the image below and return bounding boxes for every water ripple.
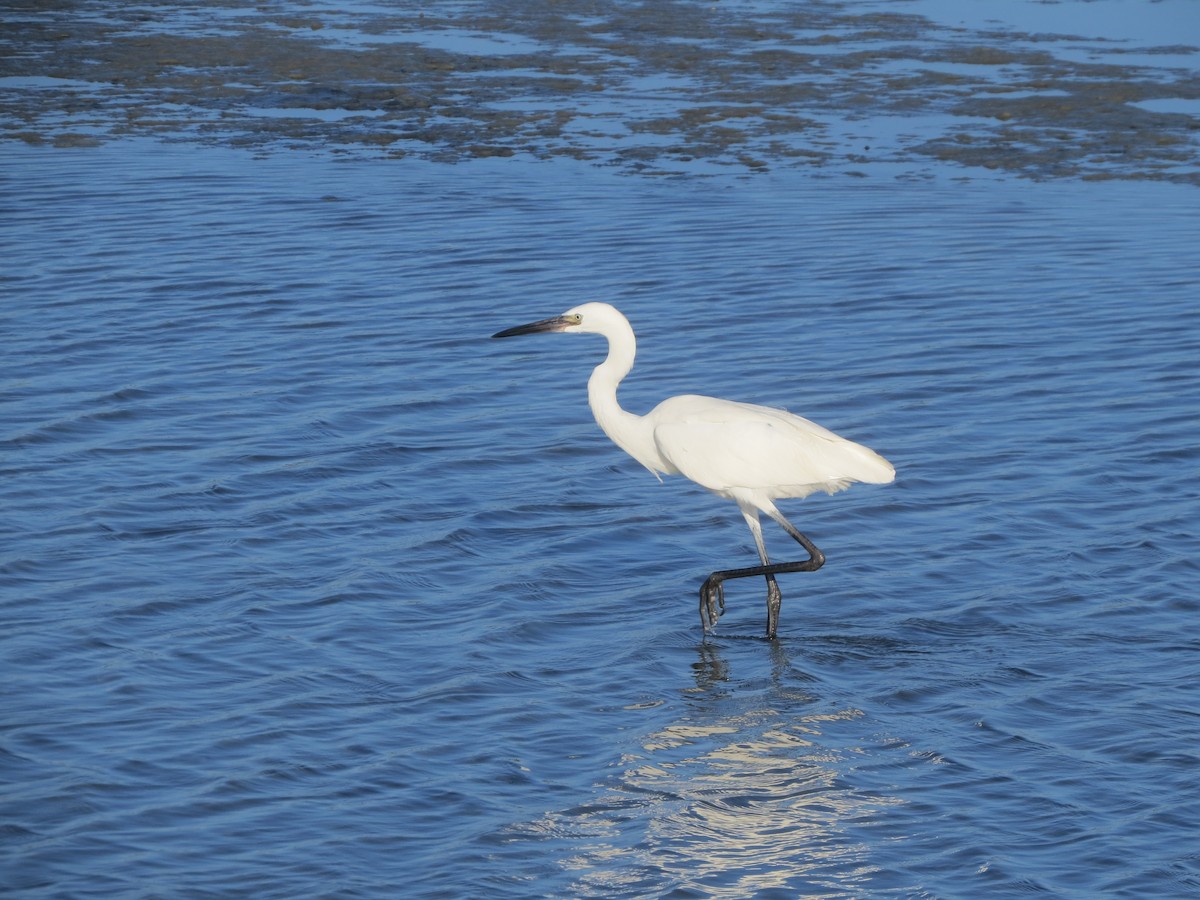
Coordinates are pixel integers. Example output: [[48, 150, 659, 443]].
[[3, 117, 1199, 898]]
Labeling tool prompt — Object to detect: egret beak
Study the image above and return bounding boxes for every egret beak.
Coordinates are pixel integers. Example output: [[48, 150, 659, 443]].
[[492, 314, 580, 339]]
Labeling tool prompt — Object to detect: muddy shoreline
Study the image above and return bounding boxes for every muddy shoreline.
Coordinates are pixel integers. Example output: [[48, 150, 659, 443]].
[[3, 1, 1198, 182]]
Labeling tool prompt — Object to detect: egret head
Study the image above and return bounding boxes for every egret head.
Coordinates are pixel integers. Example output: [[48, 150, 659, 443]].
[[492, 302, 627, 339]]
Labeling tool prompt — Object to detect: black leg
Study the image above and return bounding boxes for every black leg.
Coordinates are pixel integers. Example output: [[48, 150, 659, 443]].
[[699, 509, 824, 638]]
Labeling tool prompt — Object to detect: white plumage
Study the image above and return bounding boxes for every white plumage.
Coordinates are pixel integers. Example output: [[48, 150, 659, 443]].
[[493, 301, 894, 638]]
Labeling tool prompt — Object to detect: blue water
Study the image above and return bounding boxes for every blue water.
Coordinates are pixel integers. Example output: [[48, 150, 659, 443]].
[[4, 3, 1200, 898]]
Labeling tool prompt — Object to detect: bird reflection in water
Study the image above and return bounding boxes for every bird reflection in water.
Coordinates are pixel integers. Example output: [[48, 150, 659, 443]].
[[503, 640, 903, 897]]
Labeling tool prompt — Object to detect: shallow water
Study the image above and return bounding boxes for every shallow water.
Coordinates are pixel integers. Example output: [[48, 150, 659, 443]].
[[4, 0, 1200, 181], [4, 3, 1200, 899]]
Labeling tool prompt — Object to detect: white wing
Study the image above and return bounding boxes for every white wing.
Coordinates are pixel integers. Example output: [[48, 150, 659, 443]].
[[649, 394, 894, 501]]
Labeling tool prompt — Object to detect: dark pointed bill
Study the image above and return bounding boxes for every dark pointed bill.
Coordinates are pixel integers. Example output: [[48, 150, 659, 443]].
[[492, 314, 578, 339]]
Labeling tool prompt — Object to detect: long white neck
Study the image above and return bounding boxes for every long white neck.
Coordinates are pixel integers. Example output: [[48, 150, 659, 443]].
[[585, 321, 665, 476]]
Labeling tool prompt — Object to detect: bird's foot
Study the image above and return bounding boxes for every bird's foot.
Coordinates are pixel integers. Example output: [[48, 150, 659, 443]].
[[699, 574, 726, 632]]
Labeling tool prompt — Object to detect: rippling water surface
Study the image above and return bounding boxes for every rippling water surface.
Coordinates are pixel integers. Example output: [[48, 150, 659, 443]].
[[4, 3, 1200, 899]]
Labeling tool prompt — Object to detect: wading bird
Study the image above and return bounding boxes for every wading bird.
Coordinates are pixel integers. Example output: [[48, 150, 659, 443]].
[[492, 302, 894, 639]]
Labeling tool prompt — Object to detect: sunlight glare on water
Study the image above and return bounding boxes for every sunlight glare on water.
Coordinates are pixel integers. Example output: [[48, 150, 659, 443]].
[[3, 1, 1200, 898]]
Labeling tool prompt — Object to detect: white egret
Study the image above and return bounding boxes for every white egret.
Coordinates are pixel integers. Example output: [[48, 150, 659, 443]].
[[492, 302, 894, 639]]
